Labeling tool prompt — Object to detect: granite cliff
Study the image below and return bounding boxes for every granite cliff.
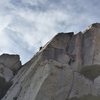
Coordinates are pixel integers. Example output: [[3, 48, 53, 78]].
[[0, 54, 21, 99], [1, 23, 100, 100]]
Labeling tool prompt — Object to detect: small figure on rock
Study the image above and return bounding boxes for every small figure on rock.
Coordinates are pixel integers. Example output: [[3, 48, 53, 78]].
[[39, 46, 43, 51]]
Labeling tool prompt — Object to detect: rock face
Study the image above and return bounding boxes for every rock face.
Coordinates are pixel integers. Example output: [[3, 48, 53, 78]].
[[0, 54, 21, 99], [1, 23, 100, 100], [0, 54, 21, 75]]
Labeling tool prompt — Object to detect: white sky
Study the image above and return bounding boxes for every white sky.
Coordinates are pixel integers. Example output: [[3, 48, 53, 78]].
[[0, 0, 100, 64]]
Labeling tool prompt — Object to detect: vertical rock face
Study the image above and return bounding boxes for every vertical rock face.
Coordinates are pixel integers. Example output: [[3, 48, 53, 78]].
[[1, 23, 100, 100], [0, 54, 21, 99], [82, 23, 100, 65], [0, 54, 21, 74]]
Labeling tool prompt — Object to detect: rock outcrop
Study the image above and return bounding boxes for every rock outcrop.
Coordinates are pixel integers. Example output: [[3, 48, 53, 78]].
[[1, 23, 100, 100], [0, 54, 21, 75], [0, 54, 21, 99]]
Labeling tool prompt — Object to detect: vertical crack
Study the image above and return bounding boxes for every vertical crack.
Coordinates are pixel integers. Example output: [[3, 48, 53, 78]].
[[66, 71, 75, 100]]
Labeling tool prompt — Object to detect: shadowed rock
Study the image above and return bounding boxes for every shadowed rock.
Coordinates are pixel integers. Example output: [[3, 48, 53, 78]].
[[80, 65, 100, 81], [0, 54, 21, 99], [0, 54, 22, 74]]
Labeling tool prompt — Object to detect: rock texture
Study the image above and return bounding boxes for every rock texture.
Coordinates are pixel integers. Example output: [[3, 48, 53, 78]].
[[1, 23, 100, 100], [0, 54, 21, 99], [0, 54, 21, 75]]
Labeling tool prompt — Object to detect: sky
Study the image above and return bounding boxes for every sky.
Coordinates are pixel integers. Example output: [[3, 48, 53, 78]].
[[0, 0, 100, 64]]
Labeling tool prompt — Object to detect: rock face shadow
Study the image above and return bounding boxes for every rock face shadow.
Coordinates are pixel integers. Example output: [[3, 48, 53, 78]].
[[69, 94, 100, 100], [80, 64, 100, 81], [0, 76, 12, 99]]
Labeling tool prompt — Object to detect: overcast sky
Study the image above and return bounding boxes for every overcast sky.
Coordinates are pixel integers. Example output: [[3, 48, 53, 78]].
[[0, 0, 100, 64]]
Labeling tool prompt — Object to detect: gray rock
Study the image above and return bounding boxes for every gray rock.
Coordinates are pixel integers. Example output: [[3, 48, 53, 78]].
[[2, 23, 100, 100], [0, 54, 21, 74], [0, 54, 21, 99]]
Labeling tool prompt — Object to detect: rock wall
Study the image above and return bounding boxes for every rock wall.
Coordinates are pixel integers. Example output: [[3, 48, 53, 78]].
[[0, 54, 21, 99], [1, 23, 100, 100]]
